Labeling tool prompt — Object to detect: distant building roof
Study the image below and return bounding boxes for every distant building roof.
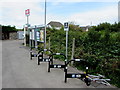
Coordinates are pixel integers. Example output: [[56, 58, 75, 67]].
[[80, 26, 91, 31], [47, 21, 63, 27]]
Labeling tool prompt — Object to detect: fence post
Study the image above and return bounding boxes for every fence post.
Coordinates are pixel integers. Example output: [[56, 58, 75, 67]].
[[71, 38, 75, 65], [49, 37, 50, 50]]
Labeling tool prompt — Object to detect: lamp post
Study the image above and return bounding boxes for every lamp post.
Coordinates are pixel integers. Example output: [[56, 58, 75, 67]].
[[44, 0, 47, 49]]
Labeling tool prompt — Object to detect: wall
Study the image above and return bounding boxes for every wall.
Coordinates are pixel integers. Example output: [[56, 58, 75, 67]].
[[9, 32, 17, 40]]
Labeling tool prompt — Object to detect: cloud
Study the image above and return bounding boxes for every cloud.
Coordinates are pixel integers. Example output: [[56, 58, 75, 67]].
[[0, 1, 118, 28], [67, 5, 118, 26], [46, 4, 118, 26], [0, 2, 44, 28]]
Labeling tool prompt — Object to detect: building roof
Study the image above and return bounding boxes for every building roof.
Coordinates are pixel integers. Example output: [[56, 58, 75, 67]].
[[47, 21, 63, 27], [80, 26, 91, 31]]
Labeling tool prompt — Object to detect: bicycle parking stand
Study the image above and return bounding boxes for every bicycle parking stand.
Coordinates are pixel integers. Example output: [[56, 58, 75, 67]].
[[64, 59, 91, 86], [30, 47, 38, 60], [37, 49, 53, 65], [48, 53, 67, 72]]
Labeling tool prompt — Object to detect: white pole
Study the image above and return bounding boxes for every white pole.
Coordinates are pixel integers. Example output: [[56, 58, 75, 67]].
[[35, 26, 38, 49], [27, 16, 29, 25], [44, 0, 47, 49], [24, 26, 26, 46], [66, 31, 68, 59]]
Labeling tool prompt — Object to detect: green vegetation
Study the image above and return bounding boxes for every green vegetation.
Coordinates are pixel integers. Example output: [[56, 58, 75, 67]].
[[2, 25, 23, 32], [2, 25, 17, 32], [46, 22, 120, 87]]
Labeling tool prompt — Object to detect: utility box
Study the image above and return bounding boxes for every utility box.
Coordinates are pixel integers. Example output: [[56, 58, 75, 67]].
[[17, 31, 24, 40]]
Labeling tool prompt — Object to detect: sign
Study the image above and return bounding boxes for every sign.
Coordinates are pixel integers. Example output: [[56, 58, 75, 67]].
[[30, 32, 32, 39], [36, 31, 40, 41], [25, 9, 30, 16], [64, 22, 69, 31], [32, 29, 35, 40], [40, 30, 44, 42]]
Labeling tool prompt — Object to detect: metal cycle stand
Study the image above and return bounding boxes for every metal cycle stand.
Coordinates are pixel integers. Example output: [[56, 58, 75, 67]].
[[37, 49, 53, 65], [64, 59, 91, 86], [48, 53, 67, 72], [30, 47, 38, 60]]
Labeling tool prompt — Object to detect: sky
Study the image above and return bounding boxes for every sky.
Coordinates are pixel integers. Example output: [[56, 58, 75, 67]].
[[0, 0, 119, 29]]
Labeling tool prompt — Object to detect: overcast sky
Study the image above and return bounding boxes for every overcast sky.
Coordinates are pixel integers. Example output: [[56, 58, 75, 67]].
[[0, 0, 119, 29]]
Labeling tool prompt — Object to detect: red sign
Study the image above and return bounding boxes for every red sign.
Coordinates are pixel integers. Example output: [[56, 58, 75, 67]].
[[25, 9, 30, 16]]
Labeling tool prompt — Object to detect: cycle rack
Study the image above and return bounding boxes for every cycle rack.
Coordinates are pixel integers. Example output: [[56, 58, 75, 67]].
[[37, 49, 53, 65], [88, 74, 111, 86], [48, 53, 67, 72], [64, 59, 91, 86], [30, 47, 38, 60]]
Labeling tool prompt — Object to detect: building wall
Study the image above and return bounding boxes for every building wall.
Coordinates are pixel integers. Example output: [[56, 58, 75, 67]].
[[9, 32, 17, 40], [118, 1, 120, 22]]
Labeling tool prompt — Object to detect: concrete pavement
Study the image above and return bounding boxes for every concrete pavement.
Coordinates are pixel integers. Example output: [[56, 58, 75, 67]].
[[2, 40, 113, 88]]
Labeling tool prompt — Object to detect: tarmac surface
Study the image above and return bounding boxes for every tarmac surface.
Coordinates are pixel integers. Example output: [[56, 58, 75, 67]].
[[2, 40, 115, 88]]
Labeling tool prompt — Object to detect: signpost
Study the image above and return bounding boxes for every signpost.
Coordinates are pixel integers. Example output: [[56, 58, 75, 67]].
[[25, 9, 30, 46], [23, 25, 27, 46], [64, 22, 69, 60]]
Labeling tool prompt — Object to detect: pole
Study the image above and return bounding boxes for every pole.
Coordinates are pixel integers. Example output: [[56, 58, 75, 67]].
[[27, 16, 29, 25], [71, 38, 75, 60], [30, 30, 32, 50], [24, 26, 26, 46], [24, 15, 29, 46], [35, 26, 38, 49], [49, 37, 50, 50], [66, 31, 68, 59], [27, 15, 30, 47], [44, 0, 47, 49]]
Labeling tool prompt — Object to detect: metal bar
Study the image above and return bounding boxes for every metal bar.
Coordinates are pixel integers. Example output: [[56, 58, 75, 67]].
[[49, 37, 50, 50], [27, 16, 29, 25], [44, 0, 47, 49], [35, 26, 38, 49], [24, 26, 26, 46], [66, 31, 68, 60]]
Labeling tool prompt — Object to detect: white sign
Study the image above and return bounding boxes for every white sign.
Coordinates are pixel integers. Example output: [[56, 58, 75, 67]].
[[30, 32, 32, 39], [64, 22, 69, 31], [32, 29, 35, 40], [36, 31, 40, 41]]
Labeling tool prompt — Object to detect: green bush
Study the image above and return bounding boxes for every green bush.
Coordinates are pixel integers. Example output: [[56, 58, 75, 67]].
[[46, 23, 120, 87]]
